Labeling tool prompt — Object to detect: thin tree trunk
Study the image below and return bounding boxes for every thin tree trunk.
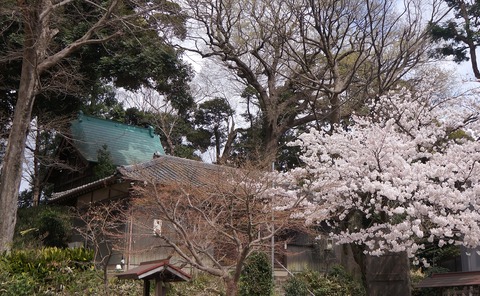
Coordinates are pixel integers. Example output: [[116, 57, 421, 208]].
[[468, 43, 480, 79], [103, 252, 112, 295], [225, 278, 238, 296], [214, 126, 221, 162], [0, 39, 37, 252], [32, 126, 42, 206]]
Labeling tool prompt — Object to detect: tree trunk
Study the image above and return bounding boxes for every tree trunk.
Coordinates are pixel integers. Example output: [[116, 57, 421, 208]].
[[329, 93, 341, 128], [346, 211, 411, 296], [225, 278, 239, 296], [214, 126, 221, 162], [217, 123, 237, 165], [468, 42, 480, 79], [0, 39, 37, 252], [458, 0, 480, 80], [262, 119, 281, 165], [351, 244, 411, 296], [103, 252, 112, 295], [0, 0, 51, 252], [350, 243, 369, 292], [32, 125, 42, 206]]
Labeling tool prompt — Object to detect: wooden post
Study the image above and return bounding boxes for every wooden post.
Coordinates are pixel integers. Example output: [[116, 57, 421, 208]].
[[143, 279, 150, 296], [155, 277, 166, 296]]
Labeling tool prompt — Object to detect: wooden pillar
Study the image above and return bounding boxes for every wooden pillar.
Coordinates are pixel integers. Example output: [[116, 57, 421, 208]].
[[143, 279, 150, 296], [155, 277, 166, 296]]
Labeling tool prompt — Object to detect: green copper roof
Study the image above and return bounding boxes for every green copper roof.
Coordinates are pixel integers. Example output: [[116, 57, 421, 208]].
[[70, 112, 165, 166]]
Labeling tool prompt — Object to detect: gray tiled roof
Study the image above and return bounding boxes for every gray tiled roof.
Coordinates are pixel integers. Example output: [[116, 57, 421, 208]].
[[50, 155, 233, 202], [118, 155, 231, 187], [50, 175, 117, 202]]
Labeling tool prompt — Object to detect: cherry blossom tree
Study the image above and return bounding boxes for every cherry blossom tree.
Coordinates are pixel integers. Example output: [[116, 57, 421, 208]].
[[287, 79, 480, 295]]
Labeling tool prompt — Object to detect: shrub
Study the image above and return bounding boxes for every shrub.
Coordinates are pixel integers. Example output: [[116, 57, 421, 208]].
[[14, 205, 72, 249], [283, 265, 365, 296], [0, 247, 143, 295], [38, 208, 72, 247], [239, 252, 274, 296], [0, 272, 36, 295], [93, 144, 117, 179], [166, 273, 225, 296], [283, 275, 310, 296], [0, 247, 93, 295]]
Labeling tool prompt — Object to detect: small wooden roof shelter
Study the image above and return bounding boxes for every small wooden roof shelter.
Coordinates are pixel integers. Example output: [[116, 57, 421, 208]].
[[116, 260, 191, 296], [416, 271, 480, 295]]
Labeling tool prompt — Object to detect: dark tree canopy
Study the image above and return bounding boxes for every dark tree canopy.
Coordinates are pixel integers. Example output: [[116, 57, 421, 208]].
[[194, 97, 234, 160], [0, 0, 194, 208], [430, 0, 480, 78], [0, 0, 193, 124]]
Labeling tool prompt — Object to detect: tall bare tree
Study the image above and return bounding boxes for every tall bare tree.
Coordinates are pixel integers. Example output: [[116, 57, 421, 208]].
[[180, 0, 447, 159], [286, 0, 447, 124], [0, 0, 183, 252]]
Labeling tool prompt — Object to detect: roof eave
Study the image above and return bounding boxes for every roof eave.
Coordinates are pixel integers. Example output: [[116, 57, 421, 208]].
[[48, 174, 119, 203]]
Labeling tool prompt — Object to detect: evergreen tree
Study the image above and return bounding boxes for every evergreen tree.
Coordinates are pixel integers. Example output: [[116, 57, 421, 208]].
[[239, 252, 273, 296], [93, 145, 116, 179], [430, 0, 480, 78]]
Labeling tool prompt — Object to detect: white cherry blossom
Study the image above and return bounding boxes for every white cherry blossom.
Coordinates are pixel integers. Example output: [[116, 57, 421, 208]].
[[287, 81, 480, 258]]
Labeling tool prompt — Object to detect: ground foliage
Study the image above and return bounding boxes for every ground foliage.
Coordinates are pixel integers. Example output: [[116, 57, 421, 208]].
[[283, 265, 365, 296], [0, 247, 143, 295], [166, 272, 225, 296]]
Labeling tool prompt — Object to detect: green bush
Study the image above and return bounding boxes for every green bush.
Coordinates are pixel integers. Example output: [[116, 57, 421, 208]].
[[166, 272, 225, 296], [15, 205, 72, 249], [0, 247, 92, 295], [0, 272, 36, 295], [0, 247, 143, 295], [93, 144, 117, 179], [283, 275, 310, 296], [283, 266, 365, 296], [239, 252, 273, 296], [38, 208, 71, 247]]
